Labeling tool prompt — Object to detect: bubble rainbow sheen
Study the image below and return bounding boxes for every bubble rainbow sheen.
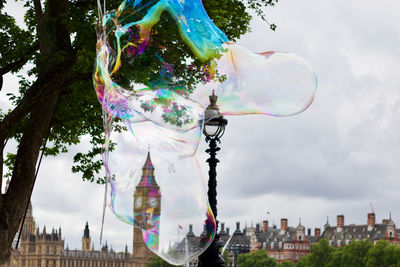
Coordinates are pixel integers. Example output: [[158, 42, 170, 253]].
[[104, 120, 215, 265], [94, 0, 316, 265], [215, 45, 317, 117]]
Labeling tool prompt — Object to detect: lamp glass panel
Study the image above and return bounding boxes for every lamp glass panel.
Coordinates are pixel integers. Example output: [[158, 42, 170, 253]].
[[204, 124, 219, 137]]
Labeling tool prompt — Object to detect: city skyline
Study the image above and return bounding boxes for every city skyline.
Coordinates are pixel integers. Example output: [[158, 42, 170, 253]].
[[2, 0, 400, 253]]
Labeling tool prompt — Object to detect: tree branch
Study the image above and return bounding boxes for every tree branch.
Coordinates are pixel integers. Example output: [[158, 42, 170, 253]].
[[33, 0, 43, 19], [0, 43, 39, 76], [0, 80, 41, 145]]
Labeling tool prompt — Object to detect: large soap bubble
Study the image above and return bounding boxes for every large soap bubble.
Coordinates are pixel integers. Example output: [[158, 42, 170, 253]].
[[104, 117, 215, 264], [94, 0, 317, 265]]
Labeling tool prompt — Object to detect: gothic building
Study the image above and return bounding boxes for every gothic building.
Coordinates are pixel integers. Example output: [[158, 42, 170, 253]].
[[132, 152, 161, 267], [5, 152, 161, 267], [6, 196, 130, 267]]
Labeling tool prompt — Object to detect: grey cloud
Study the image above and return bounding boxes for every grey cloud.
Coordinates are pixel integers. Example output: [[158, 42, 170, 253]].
[[4, 0, 400, 254]]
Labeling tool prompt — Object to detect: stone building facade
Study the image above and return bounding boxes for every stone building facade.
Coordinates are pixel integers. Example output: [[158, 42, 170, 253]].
[[320, 213, 400, 246], [246, 219, 316, 264], [4, 152, 160, 267], [5, 204, 130, 267], [180, 218, 318, 267]]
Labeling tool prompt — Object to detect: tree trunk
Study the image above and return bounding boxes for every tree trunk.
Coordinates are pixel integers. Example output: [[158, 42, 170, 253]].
[[0, 78, 61, 263], [0, 0, 72, 263]]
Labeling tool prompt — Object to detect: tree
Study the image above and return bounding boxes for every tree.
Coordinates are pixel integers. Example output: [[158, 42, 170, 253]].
[[365, 240, 400, 267], [0, 0, 278, 263], [278, 260, 295, 267], [296, 239, 334, 267], [326, 239, 372, 267], [297, 239, 400, 267], [237, 249, 277, 267], [223, 249, 231, 266], [146, 255, 176, 267]]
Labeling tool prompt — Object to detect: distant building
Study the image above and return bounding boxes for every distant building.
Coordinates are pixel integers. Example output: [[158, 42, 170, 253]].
[[321, 213, 400, 246], [6, 203, 130, 267], [180, 218, 318, 267], [224, 222, 250, 266], [6, 157, 400, 267], [247, 218, 317, 264], [5, 152, 162, 267]]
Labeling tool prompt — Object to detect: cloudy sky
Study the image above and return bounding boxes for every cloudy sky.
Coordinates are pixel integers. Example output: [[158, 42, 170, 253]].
[[2, 0, 400, 253]]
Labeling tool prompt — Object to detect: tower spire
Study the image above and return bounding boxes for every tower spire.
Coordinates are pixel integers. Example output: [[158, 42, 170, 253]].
[[84, 221, 90, 238], [137, 151, 158, 187]]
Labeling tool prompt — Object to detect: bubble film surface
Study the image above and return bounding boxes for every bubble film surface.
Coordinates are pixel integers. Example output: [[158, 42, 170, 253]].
[[193, 44, 317, 117], [104, 118, 215, 264], [94, 0, 317, 265]]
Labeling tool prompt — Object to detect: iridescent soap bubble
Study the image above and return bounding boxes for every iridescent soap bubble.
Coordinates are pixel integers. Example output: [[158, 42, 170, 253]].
[[194, 44, 317, 118], [94, 0, 227, 264], [94, 0, 317, 265], [104, 119, 215, 265]]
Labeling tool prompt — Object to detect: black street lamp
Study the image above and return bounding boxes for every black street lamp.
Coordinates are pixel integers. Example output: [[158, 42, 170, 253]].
[[198, 91, 228, 267]]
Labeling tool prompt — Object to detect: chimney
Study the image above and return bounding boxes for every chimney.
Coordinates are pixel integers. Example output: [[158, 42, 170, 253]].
[[368, 213, 376, 226], [187, 224, 194, 236], [337, 215, 344, 228], [382, 219, 389, 225], [234, 222, 241, 234], [315, 228, 321, 237], [256, 223, 260, 233], [307, 228, 311, 236], [226, 227, 230, 235], [263, 220, 269, 232], [281, 218, 288, 231], [219, 223, 227, 235]]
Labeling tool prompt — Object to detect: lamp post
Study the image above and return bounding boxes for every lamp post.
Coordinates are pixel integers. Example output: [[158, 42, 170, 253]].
[[198, 91, 228, 267]]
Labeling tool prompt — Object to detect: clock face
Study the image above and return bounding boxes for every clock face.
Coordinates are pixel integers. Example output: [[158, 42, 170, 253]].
[[149, 197, 158, 208], [135, 197, 142, 208]]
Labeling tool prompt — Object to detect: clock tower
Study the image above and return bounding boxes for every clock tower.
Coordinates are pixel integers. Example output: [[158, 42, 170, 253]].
[[132, 151, 161, 267]]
